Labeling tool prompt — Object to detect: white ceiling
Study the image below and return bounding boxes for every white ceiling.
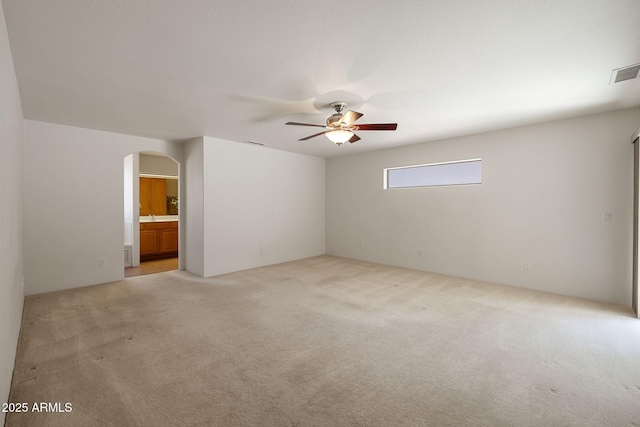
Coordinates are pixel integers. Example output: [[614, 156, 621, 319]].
[[3, 0, 640, 158]]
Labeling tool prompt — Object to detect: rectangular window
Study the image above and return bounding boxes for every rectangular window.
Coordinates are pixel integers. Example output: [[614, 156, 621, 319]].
[[384, 159, 482, 189]]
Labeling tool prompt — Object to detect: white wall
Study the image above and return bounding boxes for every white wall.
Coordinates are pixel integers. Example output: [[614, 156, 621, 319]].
[[327, 108, 640, 306], [0, 2, 24, 424], [139, 153, 178, 176], [200, 137, 325, 277], [131, 154, 141, 267], [183, 137, 205, 277], [23, 121, 183, 294], [123, 154, 134, 246]]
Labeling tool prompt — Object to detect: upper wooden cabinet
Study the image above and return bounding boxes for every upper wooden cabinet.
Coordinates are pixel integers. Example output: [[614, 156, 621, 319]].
[[140, 177, 167, 216], [139, 178, 152, 215]]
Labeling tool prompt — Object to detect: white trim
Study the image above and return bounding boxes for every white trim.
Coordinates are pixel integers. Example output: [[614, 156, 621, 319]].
[[384, 158, 482, 171]]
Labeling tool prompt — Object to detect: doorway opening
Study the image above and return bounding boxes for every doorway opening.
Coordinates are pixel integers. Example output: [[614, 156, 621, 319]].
[[124, 152, 180, 278]]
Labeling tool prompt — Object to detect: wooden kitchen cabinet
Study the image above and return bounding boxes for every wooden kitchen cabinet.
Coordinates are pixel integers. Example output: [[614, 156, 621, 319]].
[[140, 221, 178, 261], [140, 177, 167, 216]]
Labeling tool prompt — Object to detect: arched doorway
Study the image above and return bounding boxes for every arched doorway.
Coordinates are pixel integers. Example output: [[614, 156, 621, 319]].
[[123, 152, 180, 277]]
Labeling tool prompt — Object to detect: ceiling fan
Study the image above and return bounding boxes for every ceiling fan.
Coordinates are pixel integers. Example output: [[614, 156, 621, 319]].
[[285, 102, 397, 146]]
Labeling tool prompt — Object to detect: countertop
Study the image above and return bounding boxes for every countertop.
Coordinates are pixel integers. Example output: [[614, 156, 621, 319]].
[[140, 215, 179, 223]]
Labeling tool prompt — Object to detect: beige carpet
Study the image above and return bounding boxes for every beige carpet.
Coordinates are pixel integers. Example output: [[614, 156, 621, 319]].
[[6, 255, 640, 426]]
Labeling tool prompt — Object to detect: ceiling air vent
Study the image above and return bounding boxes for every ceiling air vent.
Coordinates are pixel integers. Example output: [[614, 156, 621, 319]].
[[610, 63, 640, 84]]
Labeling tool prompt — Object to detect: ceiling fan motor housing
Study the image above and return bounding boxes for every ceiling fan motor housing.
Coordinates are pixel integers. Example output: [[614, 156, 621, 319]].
[[326, 113, 344, 128], [327, 102, 352, 130]]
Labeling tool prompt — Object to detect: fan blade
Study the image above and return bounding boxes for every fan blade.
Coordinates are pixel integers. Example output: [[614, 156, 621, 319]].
[[338, 111, 364, 125], [286, 121, 326, 128], [355, 123, 397, 131], [299, 131, 327, 141], [348, 134, 361, 143]]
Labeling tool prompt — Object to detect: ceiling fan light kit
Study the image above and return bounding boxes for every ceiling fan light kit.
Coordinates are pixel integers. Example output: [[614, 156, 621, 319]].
[[285, 102, 397, 146], [326, 130, 354, 146]]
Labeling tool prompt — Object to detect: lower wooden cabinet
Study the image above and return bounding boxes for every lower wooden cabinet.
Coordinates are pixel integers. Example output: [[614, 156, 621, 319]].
[[140, 221, 178, 260], [140, 229, 158, 256]]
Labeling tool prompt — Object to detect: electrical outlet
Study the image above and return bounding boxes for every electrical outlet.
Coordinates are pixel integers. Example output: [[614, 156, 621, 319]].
[[99, 259, 106, 267], [260, 246, 264, 255], [602, 212, 612, 222], [418, 250, 423, 257], [523, 261, 531, 271], [359, 242, 364, 249]]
